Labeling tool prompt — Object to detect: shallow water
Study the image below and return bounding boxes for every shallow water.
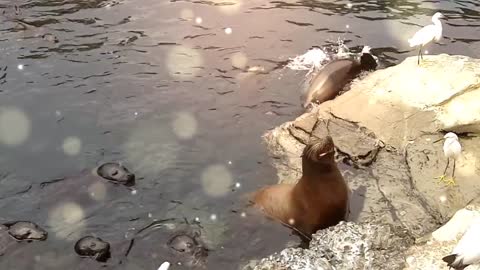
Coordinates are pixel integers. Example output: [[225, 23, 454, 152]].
[[0, 0, 479, 269]]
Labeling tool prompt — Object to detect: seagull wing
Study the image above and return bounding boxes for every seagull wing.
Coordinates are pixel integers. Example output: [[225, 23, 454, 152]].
[[450, 221, 480, 267], [408, 24, 436, 47]]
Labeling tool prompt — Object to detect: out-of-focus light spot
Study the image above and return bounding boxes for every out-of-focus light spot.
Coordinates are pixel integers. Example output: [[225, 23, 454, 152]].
[[346, 24, 350, 29], [347, 3, 353, 8], [180, 9, 194, 21], [62, 136, 82, 156], [439, 195, 447, 203], [194, 217, 200, 222], [201, 164, 233, 197], [235, 182, 241, 188], [88, 182, 107, 201], [166, 46, 203, 79], [426, 138, 431, 142], [134, 112, 138, 116], [210, 214, 217, 221], [224, 27, 232, 34], [131, 189, 137, 195], [123, 119, 180, 176], [195, 17, 203, 24], [228, 161, 232, 165], [231, 52, 248, 70], [171, 111, 197, 140], [240, 212, 246, 218], [148, 213, 152, 218], [17, 64, 24, 70], [48, 202, 85, 239], [288, 218, 295, 225], [424, 50, 429, 54], [0, 107, 31, 147]]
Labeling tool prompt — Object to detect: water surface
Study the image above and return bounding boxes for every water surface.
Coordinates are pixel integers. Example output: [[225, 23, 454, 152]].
[[0, 0, 479, 269]]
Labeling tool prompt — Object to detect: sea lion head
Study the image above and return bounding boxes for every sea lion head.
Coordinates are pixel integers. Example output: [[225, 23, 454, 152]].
[[74, 236, 111, 262], [167, 232, 209, 267], [301, 136, 336, 174], [96, 162, 135, 186]]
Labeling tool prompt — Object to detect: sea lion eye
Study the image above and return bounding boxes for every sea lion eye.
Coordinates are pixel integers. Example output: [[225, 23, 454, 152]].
[[111, 170, 118, 176]]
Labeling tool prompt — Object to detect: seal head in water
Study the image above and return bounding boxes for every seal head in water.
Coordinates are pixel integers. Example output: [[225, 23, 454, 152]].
[[253, 136, 349, 238], [4, 221, 48, 242], [74, 236, 111, 262], [96, 162, 135, 186], [301, 46, 377, 108]]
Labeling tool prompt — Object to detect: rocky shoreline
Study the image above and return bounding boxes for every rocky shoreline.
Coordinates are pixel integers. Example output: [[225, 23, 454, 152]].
[[244, 54, 480, 270]]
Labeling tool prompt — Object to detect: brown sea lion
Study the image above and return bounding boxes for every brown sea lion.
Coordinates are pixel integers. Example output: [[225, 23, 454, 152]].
[[301, 47, 377, 108], [252, 136, 349, 238]]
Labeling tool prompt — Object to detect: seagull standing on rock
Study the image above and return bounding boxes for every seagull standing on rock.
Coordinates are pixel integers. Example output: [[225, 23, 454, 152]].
[[443, 219, 480, 269], [436, 132, 461, 186], [408, 12, 445, 65]]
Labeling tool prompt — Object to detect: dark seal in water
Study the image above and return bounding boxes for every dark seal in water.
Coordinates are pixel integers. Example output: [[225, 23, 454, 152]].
[[4, 221, 48, 241], [96, 162, 135, 186], [167, 232, 208, 267], [74, 236, 111, 262]]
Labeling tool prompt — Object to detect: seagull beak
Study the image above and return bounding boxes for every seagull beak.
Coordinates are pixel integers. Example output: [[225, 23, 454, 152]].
[[433, 138, 443, 143]]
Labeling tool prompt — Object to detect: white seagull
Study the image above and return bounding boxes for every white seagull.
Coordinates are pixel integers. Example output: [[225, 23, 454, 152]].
[[436, 132, 461, 186], [158, 261, 170, 270], [443, 219, 480, 269], [408, 12, 445, 65]]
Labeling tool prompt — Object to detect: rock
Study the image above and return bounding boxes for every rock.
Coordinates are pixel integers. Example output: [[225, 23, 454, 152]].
[[262, 54, 480, 237], [254, 54, 480, 269], [243, 220, 414, 270], [404, 206, 480, 270]]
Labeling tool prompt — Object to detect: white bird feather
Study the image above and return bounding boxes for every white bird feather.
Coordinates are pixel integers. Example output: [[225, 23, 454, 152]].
[[158, 261, 170, 270], [443, 132, 461, 160], [408, 12, 444, 47], [443, 219, 480, 269]]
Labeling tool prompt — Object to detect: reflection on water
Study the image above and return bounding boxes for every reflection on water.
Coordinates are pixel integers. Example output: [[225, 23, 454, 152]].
[[0, 0, 479, 268]]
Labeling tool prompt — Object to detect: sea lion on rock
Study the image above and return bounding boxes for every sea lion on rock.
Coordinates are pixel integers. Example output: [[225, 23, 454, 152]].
[[253, 136, 349, 237], [3, 221, 48, 241], [74, 236, 111, 262], [301, 46, 377, 108], [96, 162, 135, 186]]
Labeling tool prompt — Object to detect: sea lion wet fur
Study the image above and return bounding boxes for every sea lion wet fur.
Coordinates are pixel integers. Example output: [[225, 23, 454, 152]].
[[253, 136, 349, 237]]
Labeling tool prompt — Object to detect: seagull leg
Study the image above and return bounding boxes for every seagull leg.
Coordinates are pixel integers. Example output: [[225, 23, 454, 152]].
[[447, 159, 457, 186], [435, 158, 449, 185], [417, 46, 421, 65], [420, 45, 424, 60], [443, 158, 449, 175]]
